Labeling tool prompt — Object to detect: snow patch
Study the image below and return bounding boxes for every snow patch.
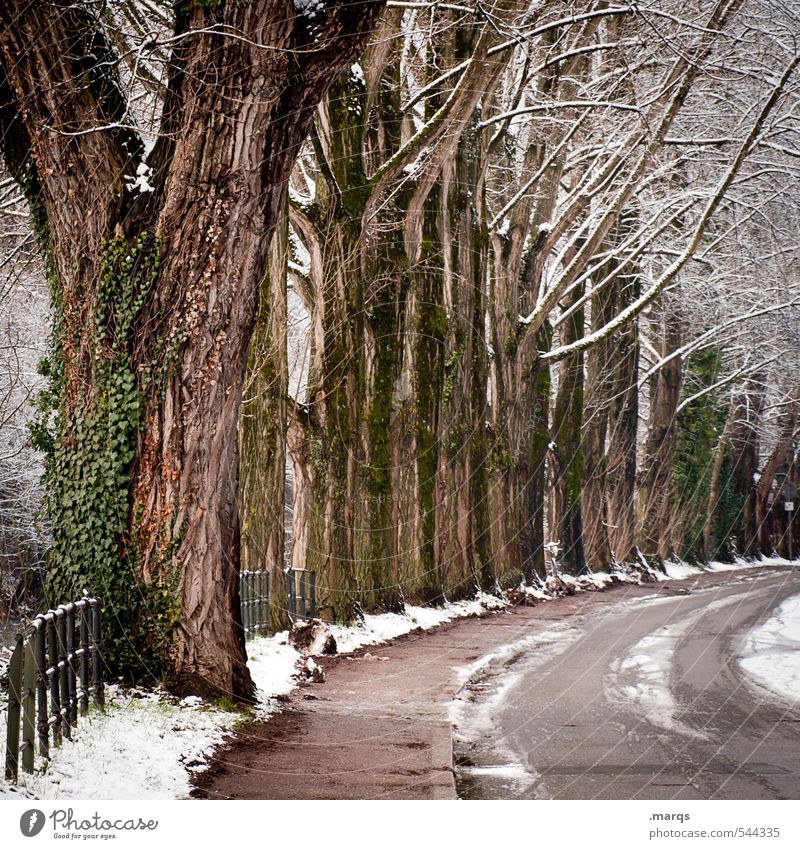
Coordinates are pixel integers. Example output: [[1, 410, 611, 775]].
[[662, 560, 703, 580], [350, 63, 365, 86], [125, 161, 155, 194], [331, 593, 506, 654], [450, 625, 581, 800], [738, 592, 800, 704], [603, 594, 753, 738], [293, 0, 325, 18]]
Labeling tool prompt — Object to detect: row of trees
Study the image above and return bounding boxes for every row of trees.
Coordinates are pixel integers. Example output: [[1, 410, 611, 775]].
[[0, 0, 798, 699], [240, 0, 800, 620]]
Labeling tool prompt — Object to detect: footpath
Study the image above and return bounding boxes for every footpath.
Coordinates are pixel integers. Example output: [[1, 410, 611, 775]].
[[192, 567, 768, 800]]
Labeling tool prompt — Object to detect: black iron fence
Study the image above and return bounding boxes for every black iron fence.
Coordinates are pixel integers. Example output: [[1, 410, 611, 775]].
[[240, 570, 269, 638], [286, 567, 316, 623], [4, 595, 104, 782], [240, 568, 316, 638]]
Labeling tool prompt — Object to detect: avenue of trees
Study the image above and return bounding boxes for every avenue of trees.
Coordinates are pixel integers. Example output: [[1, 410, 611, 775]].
[[0, 0, 799, 700]]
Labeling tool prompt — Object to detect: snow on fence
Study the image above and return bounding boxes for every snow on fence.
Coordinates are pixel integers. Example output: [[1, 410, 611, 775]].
[[240, 568, 316, 638], [4, 595, 104, 783]]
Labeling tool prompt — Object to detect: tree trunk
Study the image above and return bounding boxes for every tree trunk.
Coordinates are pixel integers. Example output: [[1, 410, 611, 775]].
[[728, 380, 766, 557], [580, 274, 615, 572], [1, 0, 385, 698], [240, 199, 291, 632], [636, 304, 682, 564], [755, 391, 799, 555], [604, 239, 641, 564], [703, 397, 734, 562], [549, 285, 586, 575]]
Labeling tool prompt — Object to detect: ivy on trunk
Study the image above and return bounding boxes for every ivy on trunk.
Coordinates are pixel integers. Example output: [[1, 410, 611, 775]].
[[0, 0, 385, 699]]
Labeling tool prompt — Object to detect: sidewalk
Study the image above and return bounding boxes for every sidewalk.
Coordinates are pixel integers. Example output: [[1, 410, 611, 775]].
[[191, 567, 771, 800]]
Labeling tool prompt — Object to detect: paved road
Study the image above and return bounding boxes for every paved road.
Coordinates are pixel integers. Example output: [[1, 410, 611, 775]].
[[456, 569, 800, 800]]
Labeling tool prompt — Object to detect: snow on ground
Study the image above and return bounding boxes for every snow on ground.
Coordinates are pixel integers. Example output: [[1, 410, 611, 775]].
[[738, 592, 800, 704], [0, 687, 233, 800], [660, 560, 703, 580], [330, 592, 505, 653], [0, 592, 506, 800], [603, 612, 706, 739], [0, 635, 304, 800], [708, 555, 795, 572], [0, 556, 788, 800], [603, 593, 768, 738], [450, 624, 582, 800]]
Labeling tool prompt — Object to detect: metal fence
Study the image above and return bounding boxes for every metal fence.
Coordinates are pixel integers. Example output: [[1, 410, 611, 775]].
[[4, 595, 104, 782], [240, 568, 316, 638], [286, 567, 316, 622], [240, 570, 269, 638]]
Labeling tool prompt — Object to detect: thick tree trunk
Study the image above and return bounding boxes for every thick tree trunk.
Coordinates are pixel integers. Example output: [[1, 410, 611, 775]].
[[549, 286, 586, 575], [581, 276, 615, 572], [489, 156, 556, 587], [0, 0, 385, 697], [240, 200, 291, 632], [728, 381, 766, 557], [703, 397, 734, 561], [302, 217, 362, 622], [636, 306, 682, 564], [604, 255, 641, 564], [755, 391, 799, 555]]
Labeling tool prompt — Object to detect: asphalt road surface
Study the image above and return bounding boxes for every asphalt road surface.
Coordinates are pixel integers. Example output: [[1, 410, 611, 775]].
[[455, 569, 800, 800]]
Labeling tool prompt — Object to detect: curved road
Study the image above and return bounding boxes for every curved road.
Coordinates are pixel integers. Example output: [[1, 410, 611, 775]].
[[456, 569, 800, 800]]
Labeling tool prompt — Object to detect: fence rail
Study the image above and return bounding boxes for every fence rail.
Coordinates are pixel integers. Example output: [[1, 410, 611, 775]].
[[240, 568, 316, 638], [4, 595, 103, 783]]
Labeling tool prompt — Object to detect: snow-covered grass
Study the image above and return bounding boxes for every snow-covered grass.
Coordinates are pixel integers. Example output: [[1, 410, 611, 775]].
[[0, 687, 233, 800], [0, 635, 304, 801], [738, 592, 800, 704], [0, 592, 506, 800]]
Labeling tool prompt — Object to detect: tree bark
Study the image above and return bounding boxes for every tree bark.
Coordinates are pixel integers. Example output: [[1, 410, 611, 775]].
[[755, 391, 799, 555], [240, 199, 291, 632], [549, 285, 586, 575], [636, 303, 682, 564], [0, 0, 386, 698], [728, 380, 766, 558]]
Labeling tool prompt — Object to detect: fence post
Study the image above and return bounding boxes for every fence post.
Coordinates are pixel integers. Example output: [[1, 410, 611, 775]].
[[241, 572, 249, 637], [65, 605, 77, 727], [299, 570, 307, 620], [47, 615, 62, 747], [21, 638, 36, 774], [79, 605, 90, 716], [255, 571, 264, 633], [35, 623, 48, 758], [4, 634, 23, 782], [90, 599, 104, 710], [264, 572, 270, 629], [286, 568, 296, 622], [57, 609, 71, 741], [309, 572, 316, 618]]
